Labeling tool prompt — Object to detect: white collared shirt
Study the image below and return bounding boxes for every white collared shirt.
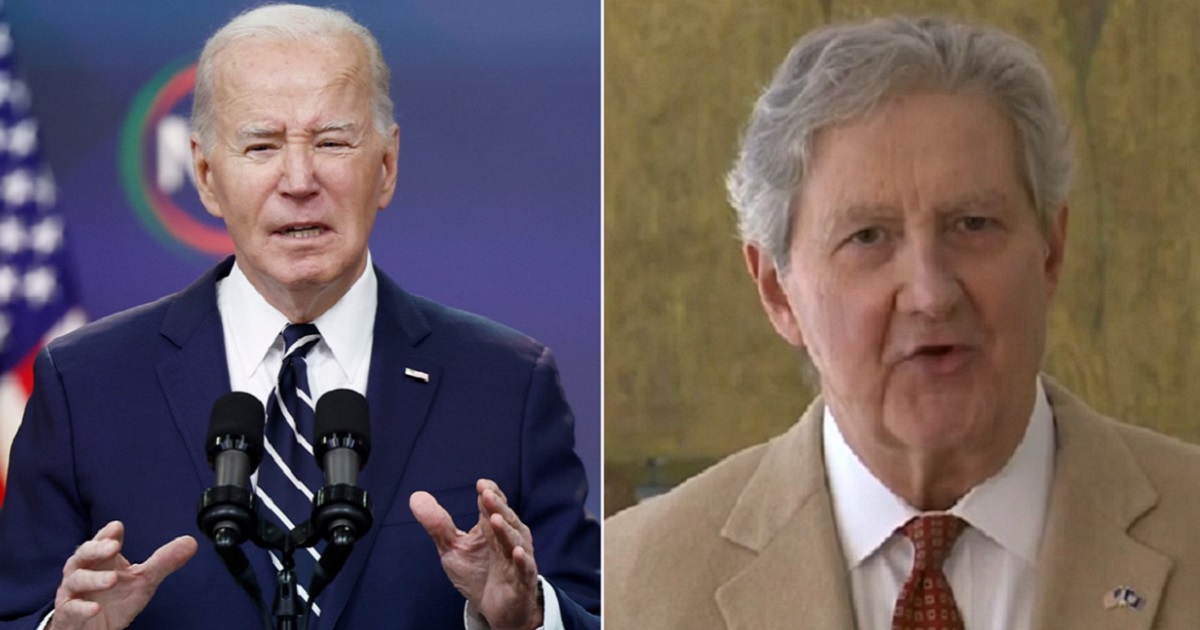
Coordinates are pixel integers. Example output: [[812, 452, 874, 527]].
[[217, 255, 376, 401], [823, 378, 1055, 630]]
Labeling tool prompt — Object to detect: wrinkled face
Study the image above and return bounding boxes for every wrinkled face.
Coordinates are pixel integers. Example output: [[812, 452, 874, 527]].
[[749, 91, 1066, 457], [193, 34, 398, 305]]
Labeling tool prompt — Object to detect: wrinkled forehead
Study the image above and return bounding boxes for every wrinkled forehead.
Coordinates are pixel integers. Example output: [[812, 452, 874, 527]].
[[211, 33, 371, 96], [803, 90, 1029, 202], [786, 91, 1043, 246], [207, 34, 374, 131]]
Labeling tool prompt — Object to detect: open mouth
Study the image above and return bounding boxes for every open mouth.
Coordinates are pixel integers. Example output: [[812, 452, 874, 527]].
[[278, 225, 325, 238], [903, 344, 972, 374]]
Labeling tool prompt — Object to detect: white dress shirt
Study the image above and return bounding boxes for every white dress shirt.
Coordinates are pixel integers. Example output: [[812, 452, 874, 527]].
[[824, 378, 1055, 630], [217, 255, 375, 401]]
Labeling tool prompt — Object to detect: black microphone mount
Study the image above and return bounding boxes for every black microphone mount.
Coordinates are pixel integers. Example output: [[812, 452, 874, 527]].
[[197, 389, 374, 630]]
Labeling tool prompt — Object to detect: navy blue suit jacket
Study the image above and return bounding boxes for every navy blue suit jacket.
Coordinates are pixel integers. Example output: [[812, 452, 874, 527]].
[[0, 258, 600, 629]]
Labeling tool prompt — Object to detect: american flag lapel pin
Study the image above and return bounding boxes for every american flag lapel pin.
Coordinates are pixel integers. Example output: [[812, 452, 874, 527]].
[[404, 367, 430, 383], [1103, 586, 1144, 611]]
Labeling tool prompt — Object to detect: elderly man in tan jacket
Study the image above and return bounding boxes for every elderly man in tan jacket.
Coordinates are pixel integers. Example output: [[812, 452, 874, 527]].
[[605, 16, 1200, 630]]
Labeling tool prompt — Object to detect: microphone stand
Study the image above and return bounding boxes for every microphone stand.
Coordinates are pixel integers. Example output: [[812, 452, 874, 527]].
[[198, 485, 273, 630], [254, 518, 310, 630], [199, 484, 373, 630]]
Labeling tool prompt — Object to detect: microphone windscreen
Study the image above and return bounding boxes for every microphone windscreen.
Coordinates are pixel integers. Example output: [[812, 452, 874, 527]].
[[206, 391, 265, 465], [314, 389, 370, 440]]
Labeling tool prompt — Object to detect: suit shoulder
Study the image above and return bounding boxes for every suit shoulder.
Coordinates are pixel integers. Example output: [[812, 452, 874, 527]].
[[1108, 415, 1200, 475], [1048, 376, 1200, 502], [408, 293, 549, 364], [43, 294, 177, 371], [606, 439, 770, 572], [608, 441, 768, 533], [1106, 417, 1200, 491], [42, 261, 229, 373]]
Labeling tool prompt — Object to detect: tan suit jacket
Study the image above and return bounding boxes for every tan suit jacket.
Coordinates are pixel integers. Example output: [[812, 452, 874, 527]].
[[605, 379, 1200, 629]]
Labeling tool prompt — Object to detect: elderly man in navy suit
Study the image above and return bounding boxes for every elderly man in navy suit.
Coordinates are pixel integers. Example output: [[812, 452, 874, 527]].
[[0, 5, 599, 630]]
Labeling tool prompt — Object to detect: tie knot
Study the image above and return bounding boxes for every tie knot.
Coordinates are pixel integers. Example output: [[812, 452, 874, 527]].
[[282, 323, 321, 359], [900, 514, 966, 572]]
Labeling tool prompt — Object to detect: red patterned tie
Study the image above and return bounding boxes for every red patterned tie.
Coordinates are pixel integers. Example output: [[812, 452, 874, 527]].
[[892, 514, 967, 630]]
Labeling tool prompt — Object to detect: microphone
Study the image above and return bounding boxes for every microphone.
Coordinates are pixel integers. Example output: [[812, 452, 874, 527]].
[[314, 389, 371, 486], [198, 392, 265, 546], [207, 392, 265, 487], [312, 389, 373, 544], [197, 392, 269, 622]]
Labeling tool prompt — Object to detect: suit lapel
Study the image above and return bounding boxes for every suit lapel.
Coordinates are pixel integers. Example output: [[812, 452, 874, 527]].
[[1033, 380, 1171, 630], [155, 259, 236, 501], [157, 308, 230, 488], [154, 260, 283, 588], [316, 270, 443, 629], [715, 402, 856, 630]]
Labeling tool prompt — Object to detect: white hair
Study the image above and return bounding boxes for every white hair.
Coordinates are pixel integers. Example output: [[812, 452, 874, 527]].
[[727, 16, 1073, 267], [191, 3, 395, 152]]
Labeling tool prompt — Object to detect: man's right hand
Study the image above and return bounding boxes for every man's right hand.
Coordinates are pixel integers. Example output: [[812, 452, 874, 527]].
[[50, 520, 196, 630]]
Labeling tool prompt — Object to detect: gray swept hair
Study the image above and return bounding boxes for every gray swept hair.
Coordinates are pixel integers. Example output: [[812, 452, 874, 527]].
[[191, 3, 395, 153], [726, 15, 1073, 268]]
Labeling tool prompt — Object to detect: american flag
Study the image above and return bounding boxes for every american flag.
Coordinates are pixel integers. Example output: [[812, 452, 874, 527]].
[[0, 9, 85, 506]]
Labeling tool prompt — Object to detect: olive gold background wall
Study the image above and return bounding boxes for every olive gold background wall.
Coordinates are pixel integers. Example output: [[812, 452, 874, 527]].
[[604, 0, 1200, 515]]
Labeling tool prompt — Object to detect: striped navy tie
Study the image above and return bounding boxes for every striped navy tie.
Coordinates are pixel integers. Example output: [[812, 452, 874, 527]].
[[257, 323, 324, 611]]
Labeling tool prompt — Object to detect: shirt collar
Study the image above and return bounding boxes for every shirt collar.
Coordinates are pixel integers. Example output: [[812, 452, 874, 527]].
[[823, 377, 1055, 569], [217, 253, 378, 383], [310, 257, 377, 385]]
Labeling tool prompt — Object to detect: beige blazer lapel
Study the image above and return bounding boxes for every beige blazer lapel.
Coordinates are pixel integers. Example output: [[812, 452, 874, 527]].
[[1033, 380, 1172, 630], [715, 401, 856, 630]]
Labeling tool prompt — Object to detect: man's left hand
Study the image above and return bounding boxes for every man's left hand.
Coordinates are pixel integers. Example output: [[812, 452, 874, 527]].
[[410, 479, 543, 630]]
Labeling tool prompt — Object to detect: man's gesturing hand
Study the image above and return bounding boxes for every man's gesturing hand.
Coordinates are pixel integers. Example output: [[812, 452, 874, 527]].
[[51, 520, 197, 630], [410, 479, 543, 630]]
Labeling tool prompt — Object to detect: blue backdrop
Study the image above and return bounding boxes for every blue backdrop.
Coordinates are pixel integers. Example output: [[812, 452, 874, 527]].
[[7, 2, 601, 515]]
